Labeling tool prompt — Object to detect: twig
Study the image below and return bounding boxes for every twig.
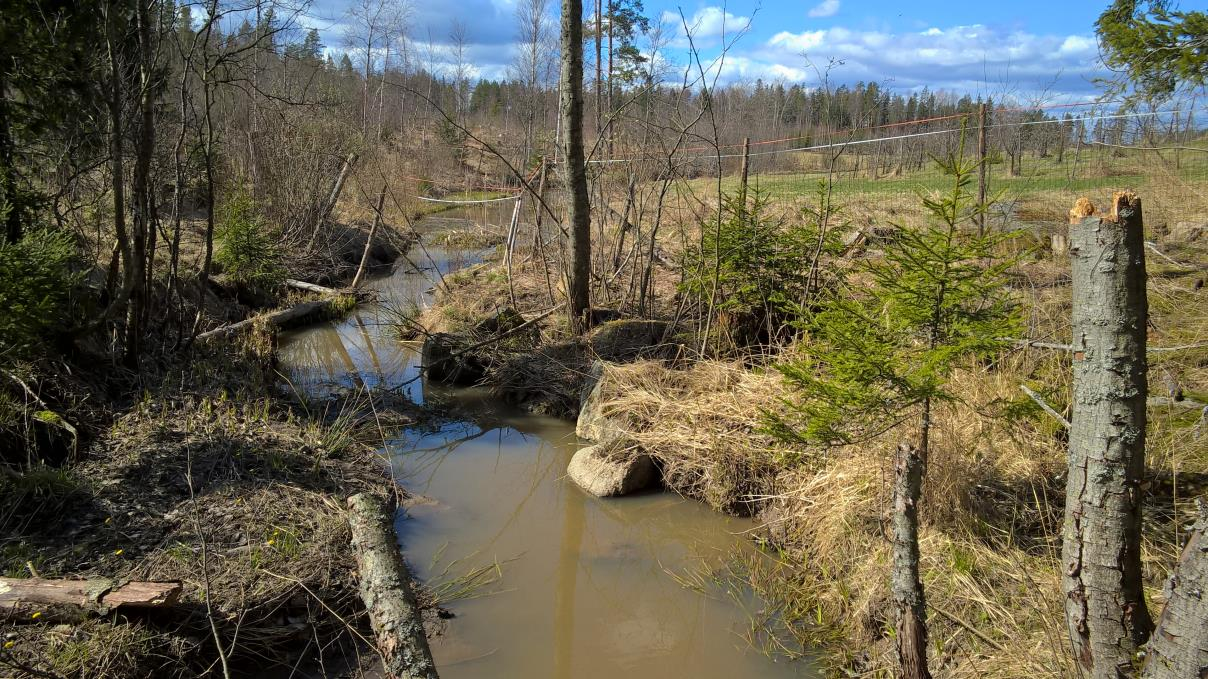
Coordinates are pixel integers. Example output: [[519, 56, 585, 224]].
[[1144, 241, 1190, 268], [257, 569, 381, 652], [1020, 385, 1070, 429], [1006, 338, 1208, 353], [929, 603, 1007, 652], [186, 446, 232, 679], [445, 303, 564, 359], [1148, 397, 1208, 410], [1090, 140, 1208, 153]]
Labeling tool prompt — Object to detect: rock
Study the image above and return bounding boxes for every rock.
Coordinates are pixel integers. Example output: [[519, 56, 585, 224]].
[[567, 442, 656, 497], [475, 307, 527, 336], [421, 333, 485, 385], [585, 307, 624, 327], [1168, 221, 1206, 242], [576, 362, 624, 441], [588, 319, 678, 362], [580, 359, 606, 407]]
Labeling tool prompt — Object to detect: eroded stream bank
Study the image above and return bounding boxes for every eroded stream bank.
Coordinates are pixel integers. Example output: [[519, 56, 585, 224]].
[[276, 205, 811, 678]]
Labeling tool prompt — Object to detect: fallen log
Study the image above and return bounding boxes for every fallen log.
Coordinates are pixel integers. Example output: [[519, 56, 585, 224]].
[[196, 300, 332, 342], [285, 278, 340, 295], [0, 578, 181, 619], [347, 493, 439, 679]]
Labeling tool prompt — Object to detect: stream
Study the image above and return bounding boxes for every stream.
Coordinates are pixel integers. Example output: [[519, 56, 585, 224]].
[[276, 204, 810, 678]]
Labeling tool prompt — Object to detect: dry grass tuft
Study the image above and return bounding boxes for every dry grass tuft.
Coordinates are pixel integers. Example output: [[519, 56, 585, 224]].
[[586, 360, 794, 514]]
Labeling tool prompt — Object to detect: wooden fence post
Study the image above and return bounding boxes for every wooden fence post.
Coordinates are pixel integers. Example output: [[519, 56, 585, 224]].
[[738, 136, 751, 210], [977, 103, 988, 236], [1062, 192, 1153, 677]]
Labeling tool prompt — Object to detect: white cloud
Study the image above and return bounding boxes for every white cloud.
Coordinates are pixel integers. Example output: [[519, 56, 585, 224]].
[[737, 23, 1106, 96], [660, 6, 752, 47], [807, 0, 840, 19]]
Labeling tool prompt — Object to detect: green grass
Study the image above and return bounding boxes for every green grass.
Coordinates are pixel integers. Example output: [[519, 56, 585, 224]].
[[412, 191, 511, 218], [687, 146, 1208, 210]]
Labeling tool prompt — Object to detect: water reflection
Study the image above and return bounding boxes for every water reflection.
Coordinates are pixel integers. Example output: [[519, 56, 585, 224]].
[[392, 422, 805, 679], [278, 243, 486, 402], [276, 207, 811, 678]]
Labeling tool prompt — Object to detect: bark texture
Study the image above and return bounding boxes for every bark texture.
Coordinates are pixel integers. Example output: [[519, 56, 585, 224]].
[[558, 0, 592, 332], [892, 443, 932, 679], [1063, 192, 1154, 676], [0, 578, 181, 618], [1142, 512, 1208, 679], [347, 493, 439, 679]]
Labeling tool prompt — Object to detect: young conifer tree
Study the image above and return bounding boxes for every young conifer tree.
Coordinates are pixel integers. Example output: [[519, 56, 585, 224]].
[[771, 130, 1019, 678]]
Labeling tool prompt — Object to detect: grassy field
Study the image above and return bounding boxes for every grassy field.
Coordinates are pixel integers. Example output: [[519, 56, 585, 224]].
[[683, 145, 1208, 229]]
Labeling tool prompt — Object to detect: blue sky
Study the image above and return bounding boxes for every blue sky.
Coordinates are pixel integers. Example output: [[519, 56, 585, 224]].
[[299, 0, 1119, 101]]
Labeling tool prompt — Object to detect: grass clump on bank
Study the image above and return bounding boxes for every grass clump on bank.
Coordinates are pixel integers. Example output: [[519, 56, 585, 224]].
[[1, 393, 407, 677]]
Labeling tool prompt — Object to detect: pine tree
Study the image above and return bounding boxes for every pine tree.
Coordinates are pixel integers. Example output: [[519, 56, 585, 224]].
[[771, 132, 1019, 678], [301, 28, 323, 63], [772, 133, 1018, 452]]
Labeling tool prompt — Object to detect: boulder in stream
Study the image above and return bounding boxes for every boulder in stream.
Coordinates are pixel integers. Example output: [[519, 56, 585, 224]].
[[421, 333, 486, 385], [577, 361, 626, 441], [588, 319, 679, 362], [567, 440, 656, 497]]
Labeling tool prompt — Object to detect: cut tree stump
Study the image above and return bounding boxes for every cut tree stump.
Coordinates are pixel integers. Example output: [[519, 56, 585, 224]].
[[347, 493, 439, 679], [1141, 511, 1208, 678], [0, 578, 181, 619], [1062, 192, 1154, 675]]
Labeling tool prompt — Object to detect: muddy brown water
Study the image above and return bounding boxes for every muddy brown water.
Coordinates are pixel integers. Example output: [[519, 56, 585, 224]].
[[277, 205, 812, 678]]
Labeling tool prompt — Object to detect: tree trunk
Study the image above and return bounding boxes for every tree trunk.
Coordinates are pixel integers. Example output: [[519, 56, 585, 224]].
[[559, 0, 591, 332], [594, 0, 602, 139], [892, 442, 932, 679], [0, 73, 20, 244], [1063, 192, 1154, 677], [309, 152, 359, 250], [196, 299, 341, 342], [125, 0, 158, 365], [531, 159, 557, 305], [352, 189, 387, 290], [1141, 512, 1208, 679], [346, 493, 439, 679]]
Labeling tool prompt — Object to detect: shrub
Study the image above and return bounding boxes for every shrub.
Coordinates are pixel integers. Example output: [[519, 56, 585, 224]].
[[215, 189, 284, 288], [682, 185, 846, 348], [0, 218, 80, 359]]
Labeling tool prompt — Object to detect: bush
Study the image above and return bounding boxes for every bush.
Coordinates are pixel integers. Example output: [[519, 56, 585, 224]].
[[0, 220, 80, 359], [681, 186, 846, 348], [215, 189, 284, 288]]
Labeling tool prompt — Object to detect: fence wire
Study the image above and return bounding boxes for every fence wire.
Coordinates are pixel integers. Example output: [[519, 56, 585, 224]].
[[597, 107, 1207, 239]]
